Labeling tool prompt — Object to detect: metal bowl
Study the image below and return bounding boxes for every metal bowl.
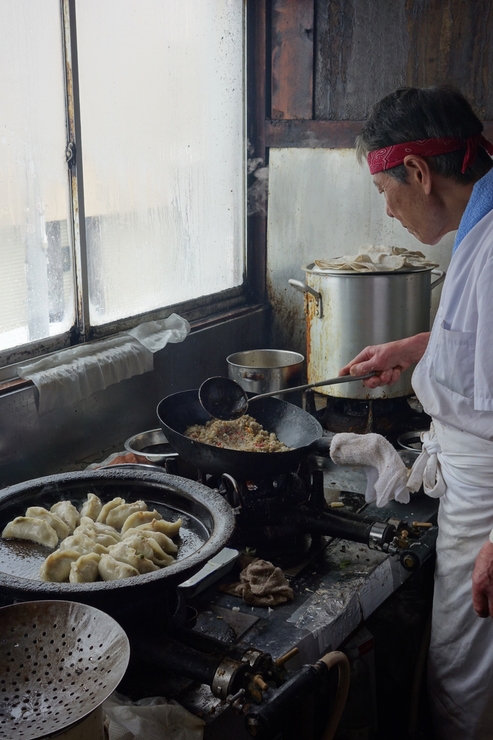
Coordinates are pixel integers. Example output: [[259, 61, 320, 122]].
[[397, 430, 426, 458], [107, 462, 167, 474], [124, 428, 178, 463]]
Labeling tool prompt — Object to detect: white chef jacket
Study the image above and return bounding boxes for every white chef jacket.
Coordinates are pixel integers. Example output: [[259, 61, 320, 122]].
[[411, 205, 493, 739], [412, 207, 493, 438]]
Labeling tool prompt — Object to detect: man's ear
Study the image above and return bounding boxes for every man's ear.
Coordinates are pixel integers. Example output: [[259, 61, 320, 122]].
[[403, 155, 433, 195]]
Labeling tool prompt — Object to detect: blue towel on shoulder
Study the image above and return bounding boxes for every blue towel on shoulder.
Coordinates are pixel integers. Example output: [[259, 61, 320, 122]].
[[453, 167, 493, 253]]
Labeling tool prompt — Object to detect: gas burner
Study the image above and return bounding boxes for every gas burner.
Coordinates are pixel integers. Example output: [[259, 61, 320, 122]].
[[200, 466, 405, 571], [210, 471, 315, 566], [306, 392, 430, 442]]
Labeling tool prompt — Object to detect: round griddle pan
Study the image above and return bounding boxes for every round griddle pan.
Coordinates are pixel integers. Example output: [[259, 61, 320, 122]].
[[157, 389, 324, 478], [0, 468, 234, 609]]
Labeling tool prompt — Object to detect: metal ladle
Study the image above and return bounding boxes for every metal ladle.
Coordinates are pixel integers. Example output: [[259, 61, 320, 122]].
[[199, 372, 377, 420]]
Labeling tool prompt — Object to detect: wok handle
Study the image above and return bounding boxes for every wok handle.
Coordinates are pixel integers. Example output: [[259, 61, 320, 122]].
[[250, 372, 377, 402], [288, 279, 323, 318]]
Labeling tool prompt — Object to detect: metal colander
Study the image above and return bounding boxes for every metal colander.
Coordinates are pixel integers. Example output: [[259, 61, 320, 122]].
[[0, 600, 130, 740]]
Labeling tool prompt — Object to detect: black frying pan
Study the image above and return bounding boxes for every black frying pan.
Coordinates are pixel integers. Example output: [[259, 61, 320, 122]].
[[156, 390, 325, 478]]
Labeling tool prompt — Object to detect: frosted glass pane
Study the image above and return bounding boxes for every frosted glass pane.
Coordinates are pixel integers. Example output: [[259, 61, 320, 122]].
[[76, 0, 245, 325], [0, 1, 74, 351]]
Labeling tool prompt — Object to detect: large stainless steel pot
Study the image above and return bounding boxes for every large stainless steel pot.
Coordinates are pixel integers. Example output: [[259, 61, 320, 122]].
[[289, 264, 445, 400]]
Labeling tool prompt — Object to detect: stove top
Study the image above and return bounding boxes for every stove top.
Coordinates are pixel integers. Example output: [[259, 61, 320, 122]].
[[305, 389, 431, 442]]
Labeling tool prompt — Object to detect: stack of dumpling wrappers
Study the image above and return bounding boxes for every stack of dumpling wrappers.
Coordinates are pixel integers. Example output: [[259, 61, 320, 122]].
[[314, 245, 438, 272]]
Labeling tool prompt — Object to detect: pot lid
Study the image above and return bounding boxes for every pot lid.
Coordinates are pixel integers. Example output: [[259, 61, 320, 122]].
[[302, 262, 435, 275]]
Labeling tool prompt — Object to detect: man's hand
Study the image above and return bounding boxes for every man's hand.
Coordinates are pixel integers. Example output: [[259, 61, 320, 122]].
[[472, 540, 493, 618], [338, 333, 430, 389]]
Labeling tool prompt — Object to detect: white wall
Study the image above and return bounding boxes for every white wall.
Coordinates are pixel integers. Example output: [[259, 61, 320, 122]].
[[266, 148, 454, 355]]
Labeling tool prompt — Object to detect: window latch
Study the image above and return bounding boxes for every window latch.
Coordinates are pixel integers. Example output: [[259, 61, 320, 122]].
[[65, 141, 76, 168]]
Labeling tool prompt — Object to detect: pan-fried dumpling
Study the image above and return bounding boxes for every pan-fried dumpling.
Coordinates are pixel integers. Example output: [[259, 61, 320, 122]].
[[121, 534, 174, 566], [50, 501, 79, 533], [60, 532, 108, 556], [98, 554, 139, 581], [40, 548, 81, 582], [107, 542, 159, 574], [97, 497, 125, 523], [80, 493, 102, 521], [106, 500, 148, 530], [2, 517, 58, 549], [74, 525, 119, 548], [78, 517, 122, 540], [123, 527, 178, 554], [69, 553, 101, 583], [121, 510, 162, 534], [130, 517, 182, 538], [25, 506, 69, 540]]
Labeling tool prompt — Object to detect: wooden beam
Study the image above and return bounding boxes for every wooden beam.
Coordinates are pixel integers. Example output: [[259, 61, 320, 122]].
[[247, 0, 268, 303], [271, 0, 314, 120], [266, 119, 493, 150], [265, 119, 364, 148]]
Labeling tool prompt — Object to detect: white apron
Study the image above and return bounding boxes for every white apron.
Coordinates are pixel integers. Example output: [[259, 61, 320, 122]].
[[419, 421, 493, 739], [412, 209, 493, 739]]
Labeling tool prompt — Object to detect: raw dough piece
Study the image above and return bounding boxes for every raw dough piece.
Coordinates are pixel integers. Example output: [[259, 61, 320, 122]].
[[122, 533, 174, 566], [107, 542, 159, 574], [2, 517, 58, 549], [106, 500, 147, 530], [40, 548, 81, 582], [98, 554, 139, 580], [25, 507, 69, 540], [121, 510, 162, 534], [50, 501, 80, 533], [130, 518, 182, 538], [69, 553, 101, 583], [80, 493, 102, 521], [97, 497, 125, 523], [60, 532, 108, 556]]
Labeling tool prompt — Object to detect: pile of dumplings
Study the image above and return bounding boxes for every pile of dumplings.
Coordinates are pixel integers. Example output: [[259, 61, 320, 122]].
[[1, 493, 182, 584]]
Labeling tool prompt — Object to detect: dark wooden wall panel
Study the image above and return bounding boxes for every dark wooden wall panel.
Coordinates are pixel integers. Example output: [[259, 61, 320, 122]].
[[314, 0, 493, 121], [315, 0, 408, 120], [405, 0, 493, 118], [265, 1, 493, 146], [271, 0, 314, 119]]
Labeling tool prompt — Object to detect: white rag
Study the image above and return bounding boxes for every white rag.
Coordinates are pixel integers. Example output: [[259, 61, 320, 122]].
[[103, 692, 205, 740], [330, 432, 410, 507], [17, 313, 190, 414], [314, 245, 438, 273]]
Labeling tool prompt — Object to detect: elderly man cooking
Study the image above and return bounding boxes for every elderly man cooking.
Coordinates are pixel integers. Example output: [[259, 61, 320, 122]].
[[339, 86, 493, 740]]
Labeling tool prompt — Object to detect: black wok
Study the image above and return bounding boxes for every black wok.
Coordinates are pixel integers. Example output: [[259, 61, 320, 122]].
[[156, 390, 325, 478]]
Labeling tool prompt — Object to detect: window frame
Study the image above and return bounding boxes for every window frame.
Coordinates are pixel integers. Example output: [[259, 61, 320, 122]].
[[0, 0, 267, 376]]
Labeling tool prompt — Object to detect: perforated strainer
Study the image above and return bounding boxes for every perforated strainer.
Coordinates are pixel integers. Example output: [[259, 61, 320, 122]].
[[0, 600, 130, 740]]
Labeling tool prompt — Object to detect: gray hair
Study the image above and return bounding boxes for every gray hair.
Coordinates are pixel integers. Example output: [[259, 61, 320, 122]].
[[356, 86, 492, 184]]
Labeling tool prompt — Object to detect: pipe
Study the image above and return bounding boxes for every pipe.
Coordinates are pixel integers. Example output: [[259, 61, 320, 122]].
[[244, 651, 350, 738], [318, 651, 351, 740], [134, 634, 223, 686], [244, 663, 327, 736]]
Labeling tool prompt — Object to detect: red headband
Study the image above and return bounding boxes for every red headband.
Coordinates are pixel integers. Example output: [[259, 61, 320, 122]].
[[367, 134, 493, 175]]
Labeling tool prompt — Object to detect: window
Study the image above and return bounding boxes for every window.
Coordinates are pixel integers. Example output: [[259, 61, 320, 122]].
[[0, 0, 247, 369]]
